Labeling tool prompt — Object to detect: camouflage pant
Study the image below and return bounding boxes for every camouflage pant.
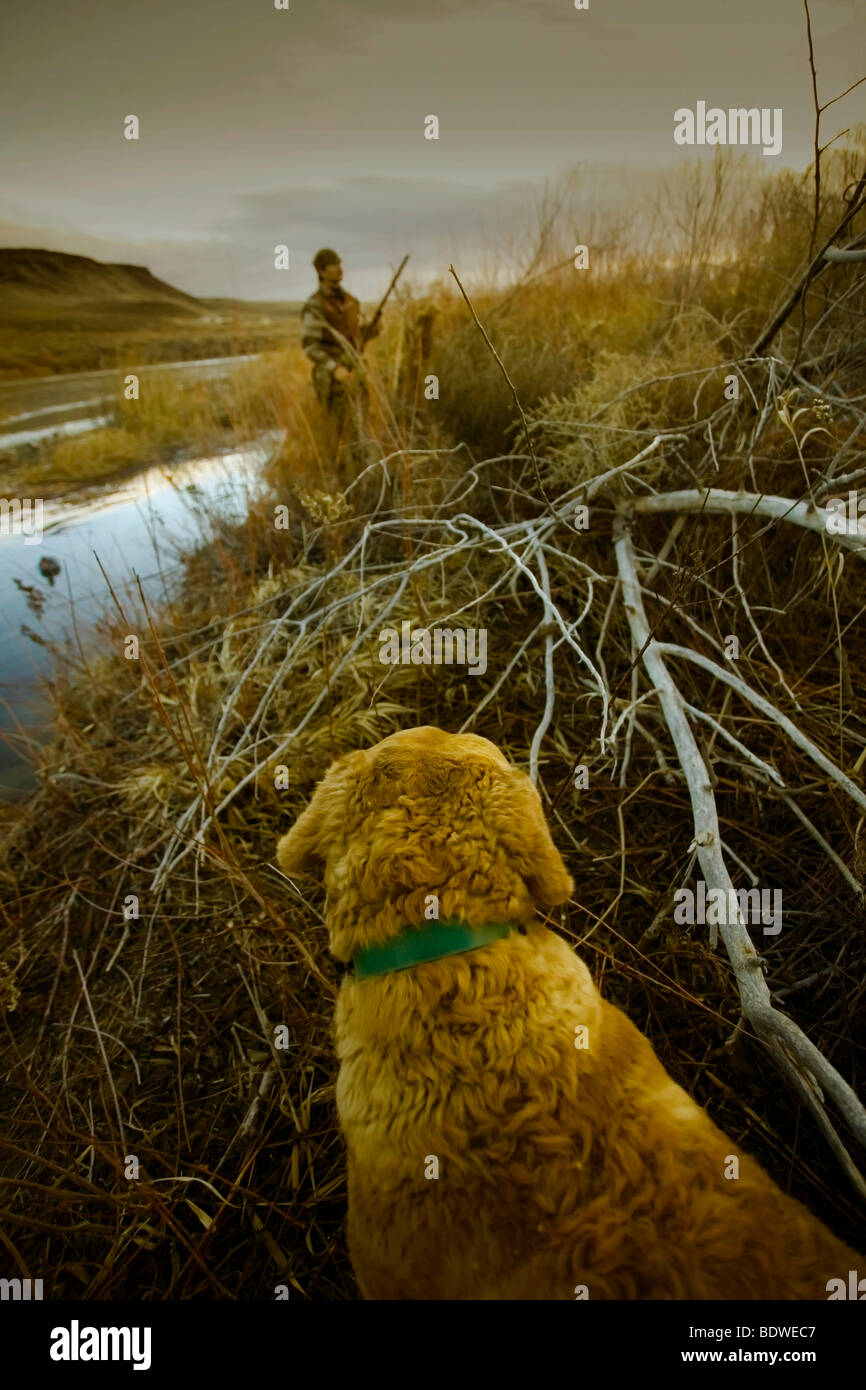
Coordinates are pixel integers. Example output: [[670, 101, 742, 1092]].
[[312, 363, 347, 413], [312, 364, 369, 464]]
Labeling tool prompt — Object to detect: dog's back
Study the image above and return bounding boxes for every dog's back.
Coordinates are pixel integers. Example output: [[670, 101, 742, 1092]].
[[336, 924, 859, 1299]]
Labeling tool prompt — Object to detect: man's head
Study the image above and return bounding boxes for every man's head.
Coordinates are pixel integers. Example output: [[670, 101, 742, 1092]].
[[313, 248, 343, 288]]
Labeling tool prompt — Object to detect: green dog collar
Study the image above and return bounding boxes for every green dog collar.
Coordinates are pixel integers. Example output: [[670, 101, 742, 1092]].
[[354, 919, 516, 981]]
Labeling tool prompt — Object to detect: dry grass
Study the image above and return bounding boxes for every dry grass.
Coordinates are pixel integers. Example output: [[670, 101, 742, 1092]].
[[1, 148, 866, 1297], [0, 345, 309, 498], [0, 304, 301, 382]]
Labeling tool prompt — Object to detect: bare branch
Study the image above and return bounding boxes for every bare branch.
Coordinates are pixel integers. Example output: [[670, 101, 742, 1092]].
[[614, 514, 866, 1195]]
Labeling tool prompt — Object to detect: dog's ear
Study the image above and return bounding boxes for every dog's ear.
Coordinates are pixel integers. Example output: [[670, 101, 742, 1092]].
[[276, 752, 362, 876], [492, 770, 574, 909]]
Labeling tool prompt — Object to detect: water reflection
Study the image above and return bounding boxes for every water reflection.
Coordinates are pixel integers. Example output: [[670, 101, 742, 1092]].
[[0, 431, 280, 798]]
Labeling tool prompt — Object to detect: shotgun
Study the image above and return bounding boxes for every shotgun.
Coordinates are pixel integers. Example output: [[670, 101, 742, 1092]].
[[362, 254, 409, 347]]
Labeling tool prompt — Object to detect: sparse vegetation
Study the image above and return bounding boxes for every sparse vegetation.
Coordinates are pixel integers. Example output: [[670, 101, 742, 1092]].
[[1, 145, 865, 1297], [0, 345, 310, 496]]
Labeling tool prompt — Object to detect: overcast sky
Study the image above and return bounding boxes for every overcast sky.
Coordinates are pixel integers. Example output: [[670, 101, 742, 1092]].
[[1, 0, 863, 300]]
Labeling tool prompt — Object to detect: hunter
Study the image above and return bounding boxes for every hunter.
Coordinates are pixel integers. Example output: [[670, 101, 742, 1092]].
[[301, 249, 381, 432]]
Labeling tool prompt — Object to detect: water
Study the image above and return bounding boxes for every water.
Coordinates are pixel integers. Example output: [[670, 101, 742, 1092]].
[[0, 356, 278, 799], [0, 354, 258, 448]]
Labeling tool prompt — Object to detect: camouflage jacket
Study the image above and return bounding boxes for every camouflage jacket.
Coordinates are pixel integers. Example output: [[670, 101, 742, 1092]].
[[301, 285, 363, 373]]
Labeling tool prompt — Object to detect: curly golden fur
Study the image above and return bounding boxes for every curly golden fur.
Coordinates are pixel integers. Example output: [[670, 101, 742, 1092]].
[[277, 726, 861, 1299]]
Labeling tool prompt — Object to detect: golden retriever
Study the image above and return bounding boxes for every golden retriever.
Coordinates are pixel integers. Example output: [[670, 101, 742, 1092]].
[[276, 725, 862, 1299]]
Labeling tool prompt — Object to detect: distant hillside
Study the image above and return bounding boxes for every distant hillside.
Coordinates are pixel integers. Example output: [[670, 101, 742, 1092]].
[[0, 248, 205, 319], [0, 248, 301, 380]]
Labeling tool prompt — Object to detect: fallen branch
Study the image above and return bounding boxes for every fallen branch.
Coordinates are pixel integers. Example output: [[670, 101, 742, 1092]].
[[631, 488, 866, 558], [614, 511, 866, 1198]]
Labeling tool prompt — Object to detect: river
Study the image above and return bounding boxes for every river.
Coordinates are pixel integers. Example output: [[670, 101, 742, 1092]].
[[0, 355, 278, 798]]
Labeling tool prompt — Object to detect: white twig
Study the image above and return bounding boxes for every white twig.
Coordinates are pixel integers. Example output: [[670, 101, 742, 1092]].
[[682, 701, 785, 786], [455, 513, 611, 749], [556, 433, 689, 509], [739, 769, 865, 900], [527, 532, 556, 785], [655, 642, 866, 816]]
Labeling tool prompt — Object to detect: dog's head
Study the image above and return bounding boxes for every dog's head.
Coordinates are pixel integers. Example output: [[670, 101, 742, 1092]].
[[276, 726, 574, 961]]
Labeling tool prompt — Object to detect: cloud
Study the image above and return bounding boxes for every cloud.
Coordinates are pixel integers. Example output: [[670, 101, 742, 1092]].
[[0, 159, 697, 301], [0, 173, 559, 300], [211, 163, 668, 298], [208, 175, 541, 295], [226, 175, 535, 249]]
